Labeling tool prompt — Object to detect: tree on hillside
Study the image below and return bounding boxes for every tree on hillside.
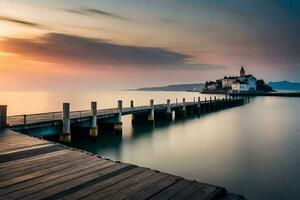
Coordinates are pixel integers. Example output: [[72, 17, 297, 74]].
[[256, 79, 274, 92]]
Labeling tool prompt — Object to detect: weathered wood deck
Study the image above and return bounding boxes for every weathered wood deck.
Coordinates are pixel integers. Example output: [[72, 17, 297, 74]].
[[0, 129, 244, 200]]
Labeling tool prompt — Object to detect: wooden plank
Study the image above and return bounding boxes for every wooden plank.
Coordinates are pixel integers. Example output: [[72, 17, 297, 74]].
[[170, 181, 206, 200], [149, 179, 192, 200], [0, 139, 46, 148], [125, 175, 180, 200], [106, 172, 170, 200], [0, 150, 88, 181], [0, 144, 64, 163], [83, 169, 158, 200], [0, 143, 51, 154], [0, 157, 108, 196], [59, 167, 148, 200], [0, 143, 53, 155], [0, 153, 103, 189], [0, 149, 73, 174], [0, 129, 233, 200], [0, 149, 69, 169], [17, 163, 129, 200]]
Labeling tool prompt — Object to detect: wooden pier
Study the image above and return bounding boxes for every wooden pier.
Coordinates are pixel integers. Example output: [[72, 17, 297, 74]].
[[0, 129, 245, 200], [0, 97, 246, 199], [5, 98, 245, 134]]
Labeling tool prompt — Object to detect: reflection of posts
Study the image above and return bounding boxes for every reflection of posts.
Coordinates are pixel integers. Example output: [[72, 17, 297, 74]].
[[89, 101, 98, 137], [60, 103, 71, 143], [0, 105, 7, 129]]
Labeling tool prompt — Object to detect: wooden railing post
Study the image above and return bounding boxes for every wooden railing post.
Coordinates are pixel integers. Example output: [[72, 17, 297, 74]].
[[60, 103, 71, 143], [197, 97, 201, 115], [90, 102, 98, 137], [118, 100, 123, 123], [149, 99, 154, 122], [130, 100, 134, 109], [167, 99, 171, 113]]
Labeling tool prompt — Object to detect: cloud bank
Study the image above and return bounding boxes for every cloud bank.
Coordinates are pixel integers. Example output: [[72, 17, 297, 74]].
[[1, 33, 224, 70], [64, 7, 133, 22], [0, 16, 42, 28]]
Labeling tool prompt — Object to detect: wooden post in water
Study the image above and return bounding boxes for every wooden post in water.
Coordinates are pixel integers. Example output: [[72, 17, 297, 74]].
[[148, 99, 155, 122], [197, 97, 201, 115], [0, 105, 7, 129], [182, 98, 186, 112], [167, 99, 172, 113], [209, 97, 212, 112], [60, 103, 71, 143], [204, 97, 207, 113], [130, 100, 134, 108], [114, 100, 123, 131], [89, 102, 98, 137], [214, 96, 217, 111], [166, 99, 172, 120]]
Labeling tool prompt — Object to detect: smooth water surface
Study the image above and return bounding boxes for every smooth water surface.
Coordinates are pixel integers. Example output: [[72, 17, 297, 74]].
[[1, 91, 300, 199]]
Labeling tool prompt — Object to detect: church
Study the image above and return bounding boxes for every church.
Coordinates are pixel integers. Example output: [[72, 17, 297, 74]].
[[204, 66, 257, 92], [231, 66, 257, 92]]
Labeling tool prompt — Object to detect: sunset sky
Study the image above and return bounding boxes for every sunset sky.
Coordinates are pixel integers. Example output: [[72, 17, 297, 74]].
[[0, 0, 300, 90]]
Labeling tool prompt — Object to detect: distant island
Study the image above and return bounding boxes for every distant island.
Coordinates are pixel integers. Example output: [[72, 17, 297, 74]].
[[134, 68, 300, 93], [134, 83, 204, 92], [267, 81, 300, 90], [203, 66, 274, 93]]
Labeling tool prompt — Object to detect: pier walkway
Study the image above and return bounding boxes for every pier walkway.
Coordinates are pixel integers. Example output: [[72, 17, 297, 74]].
[[6, 98, 244, 131], [0, 129, 243, 200]]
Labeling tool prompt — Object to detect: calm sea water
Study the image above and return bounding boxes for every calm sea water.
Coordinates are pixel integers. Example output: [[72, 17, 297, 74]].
[[1, 91, 300, 200]]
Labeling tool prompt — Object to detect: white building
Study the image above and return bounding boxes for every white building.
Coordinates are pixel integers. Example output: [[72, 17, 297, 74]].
[[222, 77, 238, 89], [231, 66, 257, 92], [232, 80, 250, 92]]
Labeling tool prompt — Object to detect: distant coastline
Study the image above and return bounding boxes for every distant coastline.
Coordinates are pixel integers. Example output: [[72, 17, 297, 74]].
[[131, 80, 300, 94], [267, 81, 300, 90], [133, 83, 204, 92]]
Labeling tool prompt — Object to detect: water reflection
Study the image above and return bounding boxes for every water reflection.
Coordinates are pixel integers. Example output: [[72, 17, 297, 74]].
[[57, 97, 300, 200]]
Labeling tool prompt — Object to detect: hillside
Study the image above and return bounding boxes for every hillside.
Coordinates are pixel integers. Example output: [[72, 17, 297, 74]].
[[268, 81, 300, 90]]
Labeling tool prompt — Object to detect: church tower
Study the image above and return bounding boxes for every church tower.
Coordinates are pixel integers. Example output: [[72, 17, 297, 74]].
[[240, 65, 245, 77]]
